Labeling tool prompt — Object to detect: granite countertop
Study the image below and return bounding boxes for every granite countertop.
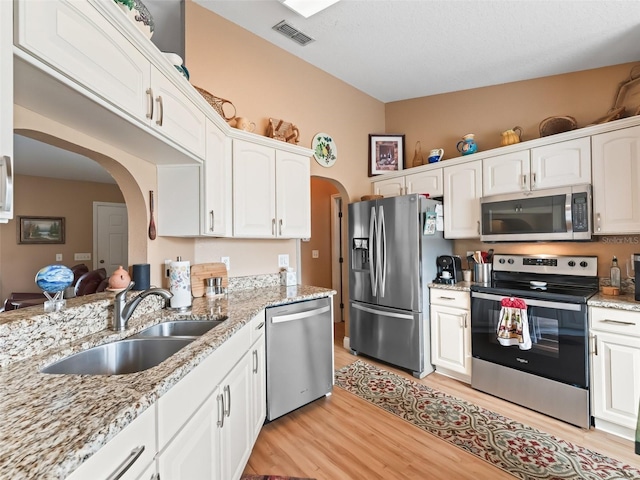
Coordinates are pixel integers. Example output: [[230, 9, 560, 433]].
[[428, 281, 475, 292], [588, 291, 640, 312], [0, 285, 334, 480]]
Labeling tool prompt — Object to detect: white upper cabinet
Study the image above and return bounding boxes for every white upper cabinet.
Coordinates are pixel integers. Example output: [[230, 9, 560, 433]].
[[483, 138, 590, 196], [233, 139, 310, 239], [0, 0, 13, 223], [372, 168, 443, 198], [444, 160, 482, 238], [530, 137, 591, 190], [372, 176, 405, 197], [592, 125, 640, 235], [15, 0, 205, 160], [482, 150, 531, 196], [406, 168, 444, 197], [203, 119, 232, 236]]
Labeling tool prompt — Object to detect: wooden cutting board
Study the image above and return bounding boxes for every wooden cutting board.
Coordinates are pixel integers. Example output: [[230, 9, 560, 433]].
[[190, 262, 228, 298]]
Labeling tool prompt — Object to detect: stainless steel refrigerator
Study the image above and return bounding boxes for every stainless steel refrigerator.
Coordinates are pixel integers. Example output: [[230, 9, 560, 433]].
[[349, 194, 452, 378]]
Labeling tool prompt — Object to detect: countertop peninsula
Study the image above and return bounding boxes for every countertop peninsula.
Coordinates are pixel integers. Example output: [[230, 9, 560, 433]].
[[0, 284, 334, 480]]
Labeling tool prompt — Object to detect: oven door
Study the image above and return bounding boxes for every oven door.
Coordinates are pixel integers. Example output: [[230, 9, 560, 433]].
[[471, 291, 588, 388]]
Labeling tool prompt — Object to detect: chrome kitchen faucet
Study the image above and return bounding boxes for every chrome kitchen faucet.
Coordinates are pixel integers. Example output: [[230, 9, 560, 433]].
[[113, 282, 173, 331]]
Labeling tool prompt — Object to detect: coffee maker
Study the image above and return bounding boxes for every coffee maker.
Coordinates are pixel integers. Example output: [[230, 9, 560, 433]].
[[434, 255, 463, 285]]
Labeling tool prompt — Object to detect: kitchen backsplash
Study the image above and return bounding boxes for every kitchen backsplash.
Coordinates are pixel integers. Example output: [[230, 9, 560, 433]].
[[454, 236, 640, 283]]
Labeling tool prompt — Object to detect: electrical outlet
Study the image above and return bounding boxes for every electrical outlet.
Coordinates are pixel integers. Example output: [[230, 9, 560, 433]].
[[55, 253, 63, 262], [312, 250, 319, 259], [164, 259, 172, 278], [74, 253, 91, 261], [466, 251, 474, 258], [221, 256, 230, 271], [278, 254, 289, 268]]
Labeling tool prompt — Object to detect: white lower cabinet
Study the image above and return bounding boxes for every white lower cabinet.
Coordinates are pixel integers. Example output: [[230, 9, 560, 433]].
[[590, 306, 640, 440], [250, 319, 267, 442], [429, 289, 471, 383], [66, 405, 156, 480], [156, 394, 219, 479]]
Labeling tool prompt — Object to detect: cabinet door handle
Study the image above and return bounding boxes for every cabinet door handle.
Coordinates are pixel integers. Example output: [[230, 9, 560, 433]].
[[255, 321, 265, 330], [477, 220, 480, 235], [106, 445, 145, 480], [224, 384, 231, 417], [1, 155, 12, 212], [531, 172, 536, 187], [279, 218, 283, 236], [463, 313, 468, 329], [253, 349, 258, 373], [209, 210, 214, 232], [522, 174, 527, 188], [601, 319, 637, 326], [146, 88, 154, 119], [437, 296, 456, 301], [155, 95, 164, 126], [216, 393, 225, 427], [596, 213, 601, 232], [592, 334, 598, 356]]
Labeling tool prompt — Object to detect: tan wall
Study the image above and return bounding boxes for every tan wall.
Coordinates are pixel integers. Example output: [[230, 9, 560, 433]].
[[387, 63, 637, 166], [184, 1, 383, 203], [0, 175, 124, 299], [300, 178, 339, 289]]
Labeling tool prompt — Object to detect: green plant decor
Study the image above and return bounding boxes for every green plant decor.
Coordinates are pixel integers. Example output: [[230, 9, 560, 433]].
[[114, 0, 135, 10]]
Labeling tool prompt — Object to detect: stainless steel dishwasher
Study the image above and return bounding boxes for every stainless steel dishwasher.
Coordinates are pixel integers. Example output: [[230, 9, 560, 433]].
[[265, 296, 334, 421]]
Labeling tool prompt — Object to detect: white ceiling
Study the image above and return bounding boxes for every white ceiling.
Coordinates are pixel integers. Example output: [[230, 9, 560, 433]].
[[19, 0, 640, 182], [194, 0, 640, 103]]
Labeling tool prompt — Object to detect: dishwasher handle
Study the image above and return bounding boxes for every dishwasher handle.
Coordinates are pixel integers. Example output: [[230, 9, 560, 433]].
[[270, 305, 330, 324]]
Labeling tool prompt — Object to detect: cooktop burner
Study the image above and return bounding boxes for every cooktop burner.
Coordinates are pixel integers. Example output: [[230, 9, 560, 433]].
[[470, 254, 600, 303]]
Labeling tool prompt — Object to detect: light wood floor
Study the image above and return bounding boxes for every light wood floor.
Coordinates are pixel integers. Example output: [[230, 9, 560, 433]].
[[243, 322, 640, 479]]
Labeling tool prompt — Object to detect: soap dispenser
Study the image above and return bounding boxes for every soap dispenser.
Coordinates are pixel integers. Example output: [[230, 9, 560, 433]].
[[610, 256, 621, 288]]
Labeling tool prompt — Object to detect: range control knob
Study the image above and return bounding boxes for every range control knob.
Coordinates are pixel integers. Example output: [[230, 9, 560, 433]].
[[568, 260, 576, 267], [508, 258, 515, 264], [499, 258, 506, 264], [580, 261, 588, 268]]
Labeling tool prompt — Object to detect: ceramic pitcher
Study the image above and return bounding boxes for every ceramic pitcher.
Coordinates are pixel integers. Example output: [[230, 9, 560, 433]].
[[456, 134, 478, 156], [427, 148, 444, 163], [500, 126, 523, 146]]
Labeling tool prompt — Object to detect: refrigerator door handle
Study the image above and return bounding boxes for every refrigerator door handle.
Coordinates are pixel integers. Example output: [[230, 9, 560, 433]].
[[369, 206, 378, 296], [379, 205, 387, 297], [352, 302, 414, 320]]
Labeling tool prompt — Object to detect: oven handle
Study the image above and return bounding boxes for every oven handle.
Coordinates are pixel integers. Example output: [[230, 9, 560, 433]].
[[471, 291, 582, 311]]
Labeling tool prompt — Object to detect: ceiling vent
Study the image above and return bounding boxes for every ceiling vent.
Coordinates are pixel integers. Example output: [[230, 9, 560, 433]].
[[272, 20, 315, 46]]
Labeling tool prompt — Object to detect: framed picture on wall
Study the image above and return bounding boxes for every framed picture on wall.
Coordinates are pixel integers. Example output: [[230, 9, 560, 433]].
[[17, 216, 65, 244], [368, 134, 405, 176]]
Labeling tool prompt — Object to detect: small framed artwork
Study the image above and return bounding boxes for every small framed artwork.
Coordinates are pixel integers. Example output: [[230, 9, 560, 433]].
[[368, 134, 405, 176], [18, 216, 65, 244]]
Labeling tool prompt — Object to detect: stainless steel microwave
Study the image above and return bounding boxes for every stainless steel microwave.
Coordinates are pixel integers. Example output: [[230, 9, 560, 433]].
[[480, 184, 592, 242]]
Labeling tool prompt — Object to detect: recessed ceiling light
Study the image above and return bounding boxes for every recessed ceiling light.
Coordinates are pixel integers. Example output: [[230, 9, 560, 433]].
[[281, 0, 340, 18]]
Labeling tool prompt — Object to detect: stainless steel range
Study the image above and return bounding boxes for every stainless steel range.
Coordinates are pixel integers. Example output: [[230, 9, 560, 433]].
[[470, 254, 599, 429]]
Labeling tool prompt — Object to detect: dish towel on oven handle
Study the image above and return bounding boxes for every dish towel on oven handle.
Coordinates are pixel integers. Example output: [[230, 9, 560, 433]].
[[497, 297, 532, 350]]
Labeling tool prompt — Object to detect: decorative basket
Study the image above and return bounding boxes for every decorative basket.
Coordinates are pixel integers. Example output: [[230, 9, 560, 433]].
[[193, 86, 236, 121], [538, 115, 578, 137], [361, 195, 383, 201]]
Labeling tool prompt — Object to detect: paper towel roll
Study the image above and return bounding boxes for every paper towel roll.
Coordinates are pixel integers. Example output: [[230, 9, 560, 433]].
[[169, 260, 191, 309]]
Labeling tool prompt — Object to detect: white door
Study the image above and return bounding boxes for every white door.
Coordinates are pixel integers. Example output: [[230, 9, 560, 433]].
[[482, 150, 531, 195], [430, 304, 469, 375], [530, 137, 591, 189], [275, 150, 311, 238], [94, 202, 128, 274], [444, 160, 482, 238]]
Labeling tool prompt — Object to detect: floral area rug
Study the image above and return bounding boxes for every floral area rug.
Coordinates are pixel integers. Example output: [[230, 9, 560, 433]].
[[335, 360, 640, 480]]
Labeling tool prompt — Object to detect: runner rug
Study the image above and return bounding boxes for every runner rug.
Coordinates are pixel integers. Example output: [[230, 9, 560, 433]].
[[335, 360, 640, 480]]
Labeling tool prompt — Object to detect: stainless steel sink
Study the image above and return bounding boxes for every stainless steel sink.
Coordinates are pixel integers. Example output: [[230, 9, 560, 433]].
[[132, 320, 225, 338], [41, 338, 194, 375]]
